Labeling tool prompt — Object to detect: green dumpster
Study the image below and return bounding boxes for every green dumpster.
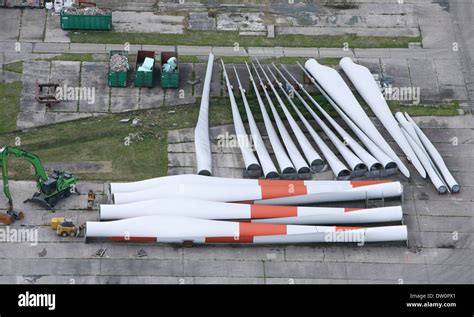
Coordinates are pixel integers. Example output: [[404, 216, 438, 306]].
[[160, 52, 179, 89], [134, 50, 155, 88], [108, 50, 129, 87], [60, 7, 112, 30]]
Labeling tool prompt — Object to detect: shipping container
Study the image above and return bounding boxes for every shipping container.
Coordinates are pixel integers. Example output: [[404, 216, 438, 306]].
[[134, 50, 155, 88], [160, 51, 179, 89], [108, 50, 129, 87], [60, 7, 112, 30], [0, 0, 44, 8]]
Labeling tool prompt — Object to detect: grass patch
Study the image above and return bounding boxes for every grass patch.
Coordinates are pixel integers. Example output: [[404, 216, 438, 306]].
[[386, 100, 461, 116], [127, 53, 136, 64], [2, 54, 97, 77], [3, 62, 23, 74], [0, 82, 21, 134], [48, 53, 95, 62], [238, 86, 461, 123], [0, 101, 233, 182], [179, 55, 202, 63], [317, 58, 341, 65], [0, 80, 459, 182], [349, 95, 460, 117], [70, 31, 421, 49], [270, 57, 339, 65], [217, 56, 277, 64], [178, 55, 339, 66], [219, 56, 252, 64]]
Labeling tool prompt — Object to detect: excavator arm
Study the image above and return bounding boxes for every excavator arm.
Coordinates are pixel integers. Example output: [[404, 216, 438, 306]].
[[0, 146, 77, 224], [0, 148, 10, 203], [0, 146, 49, 210]]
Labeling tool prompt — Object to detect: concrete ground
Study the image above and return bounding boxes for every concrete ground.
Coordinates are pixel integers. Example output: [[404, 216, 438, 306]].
[[0, 9, 184, 44], [1, 1, 472, 115], [0, 115, 472, 284], [112, 11, 184, 34], [0, 2, 431, 39], [44, 12, 69, 43], [450, 0, 474, 108], [17, 60, 199, 128], [0, 0, 472, 284], [0, 9, 21, 42], [15, 52, 467, 129], [19, 9, 46, 43]]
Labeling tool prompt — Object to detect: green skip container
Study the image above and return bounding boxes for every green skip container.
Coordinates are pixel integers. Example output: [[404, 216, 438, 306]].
[[60, 9, 112, 30], [134, 50, 155, 88], [160, 52, 180, 89], [108, 50, 129, 87]]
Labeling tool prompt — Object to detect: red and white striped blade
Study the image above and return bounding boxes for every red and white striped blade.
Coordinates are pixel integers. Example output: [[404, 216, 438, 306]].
[[110, 174, 395, 194], [100, 198, 402, 224], [86, 215, 407, 244], [112, 180, 402, 204]]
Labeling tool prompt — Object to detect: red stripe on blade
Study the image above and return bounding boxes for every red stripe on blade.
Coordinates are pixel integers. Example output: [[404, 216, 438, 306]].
[[350, 180, 392, 188], [240, 222, 287, 236], [344, 208, 364, 213], [258, 179, 305, 187], [250, 205, 298, 219], [260, 185, 307, 200]]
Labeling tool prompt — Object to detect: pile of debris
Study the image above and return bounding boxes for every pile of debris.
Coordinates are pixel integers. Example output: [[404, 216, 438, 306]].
[[62, 6, 111, 16], [137, 57, 154, 72], [109, 54, 128, 72], [162, 56, 177, 73]]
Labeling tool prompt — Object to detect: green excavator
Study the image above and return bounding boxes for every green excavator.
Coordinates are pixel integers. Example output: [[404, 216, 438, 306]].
[[0, 146, 78, 224]]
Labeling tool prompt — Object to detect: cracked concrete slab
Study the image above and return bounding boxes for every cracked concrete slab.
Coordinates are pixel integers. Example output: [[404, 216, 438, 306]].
[[139, 86, 164, 110], [407, 58, 440, 101], [44, 13, 69, 43], [380, 58, 412, 89], [19, 9, 46, 43], [112, 12, 184, 34], [20, 61, 51, 113], [78, 62, 110, 113], [110, 86, 140, 113], [0, 9, 20, 41], [49, 61, 81, 112]]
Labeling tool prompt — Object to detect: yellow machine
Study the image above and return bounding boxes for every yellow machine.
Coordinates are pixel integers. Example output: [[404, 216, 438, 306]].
[[87, 190, 96, 210], [51, 217, 77, 237]]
